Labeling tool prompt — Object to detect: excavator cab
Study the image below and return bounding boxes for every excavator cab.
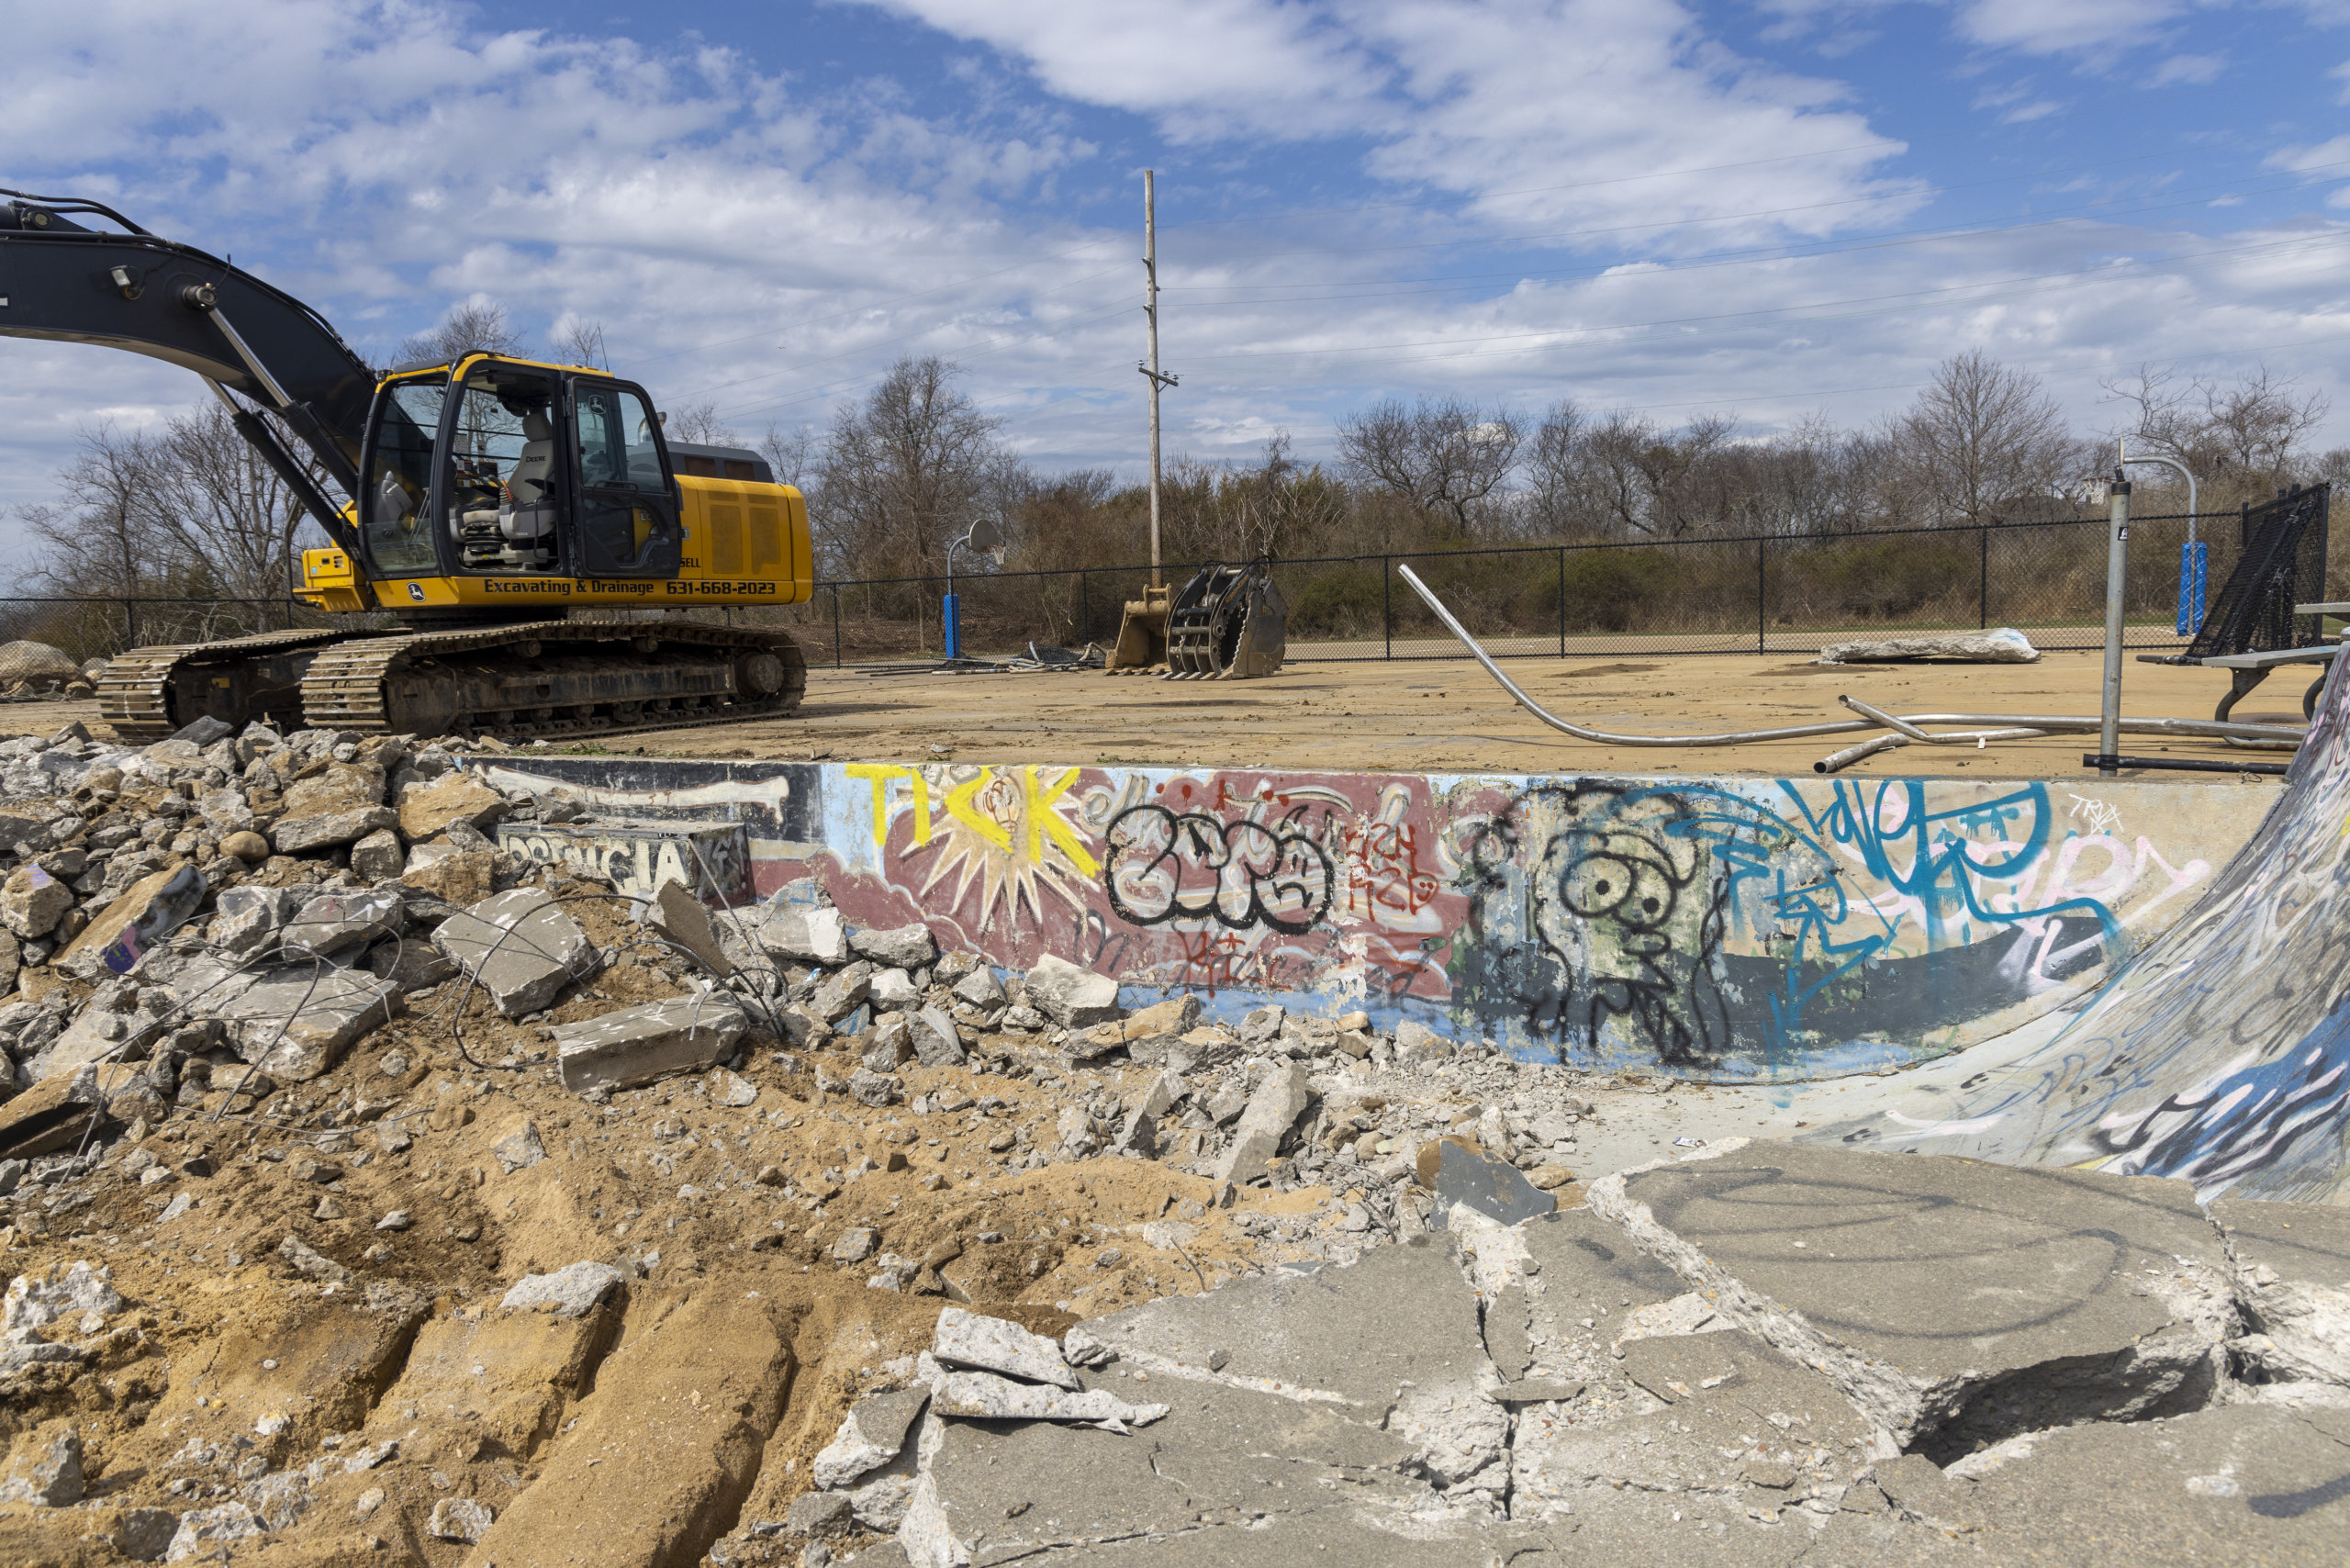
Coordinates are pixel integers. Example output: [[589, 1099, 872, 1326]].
[[355, 355, 684, 594]]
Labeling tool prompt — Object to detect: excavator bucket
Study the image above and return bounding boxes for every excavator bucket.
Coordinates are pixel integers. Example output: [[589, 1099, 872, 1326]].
[[1164, 559, 1287, 679], [1105, 584, 1172, 672]]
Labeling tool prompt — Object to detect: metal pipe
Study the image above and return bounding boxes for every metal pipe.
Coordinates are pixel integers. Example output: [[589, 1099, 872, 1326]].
[[1396, 562, 2305, 749], [1839, 695, 2045, 746], [1817, 734, 1904, 773], [2098, 472, 2132, 774], [2121, 442, 2201, 633]]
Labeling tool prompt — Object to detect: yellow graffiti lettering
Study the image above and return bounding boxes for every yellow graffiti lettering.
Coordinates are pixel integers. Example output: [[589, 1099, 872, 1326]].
[[1024, 766, 1100, 877], [845, 763, 919, 846], [945, 767, 1013, 852]]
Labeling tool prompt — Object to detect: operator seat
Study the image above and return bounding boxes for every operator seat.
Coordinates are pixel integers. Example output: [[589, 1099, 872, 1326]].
[[500, 411, 557, 543]]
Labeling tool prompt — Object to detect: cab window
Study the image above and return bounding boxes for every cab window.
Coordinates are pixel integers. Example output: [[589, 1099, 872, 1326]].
[[448, 369, 562, 571], [361, 378, 445, 578]]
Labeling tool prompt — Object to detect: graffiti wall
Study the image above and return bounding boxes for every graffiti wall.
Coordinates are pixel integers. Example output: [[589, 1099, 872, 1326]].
[[480, 753, 2258, 1086], [1819, 652, 2350, 1202]]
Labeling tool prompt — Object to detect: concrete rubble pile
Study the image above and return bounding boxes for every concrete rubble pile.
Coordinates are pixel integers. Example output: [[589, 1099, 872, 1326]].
[[0, 713, 2337, 1565]]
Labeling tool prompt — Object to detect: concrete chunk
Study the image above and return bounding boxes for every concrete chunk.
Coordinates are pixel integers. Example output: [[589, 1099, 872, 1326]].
[[1023, 953, 1121, 1028], [643, 879, 736, 978], [757, 905, 850, 967], [2210, 1196, 2350, 1388], [1591, 1140, 2240, 1457], [398, 771, 510, 839], [432, 888, 597, 1018], [924, 1365, 1165, 1426], [206, 886, 299, 958], [932, 1307, 1080, 1391], [1418, 1137, 1556, 1228], [909, 1007, 965, 1068], [207, 965, 405, 1081], [554, 993, 747, 1093], [1214, 1061, 1312, 1184], [0, 1428, 83, 1506], [273, 804, 399, 855], [499, 1260, 625, 1319], [813, 1386, 932, 1489], [366, 936, 456, 991], [278, 888, 403, 960], [60, 863, 207, 979], [850, 922, 937, 969]]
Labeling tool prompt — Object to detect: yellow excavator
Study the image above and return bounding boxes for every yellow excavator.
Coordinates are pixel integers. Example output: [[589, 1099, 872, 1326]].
[[0, 188, 811, 741]]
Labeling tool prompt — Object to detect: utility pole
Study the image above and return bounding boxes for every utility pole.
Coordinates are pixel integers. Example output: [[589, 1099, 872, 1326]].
[[1138, 170, 1179, 590]]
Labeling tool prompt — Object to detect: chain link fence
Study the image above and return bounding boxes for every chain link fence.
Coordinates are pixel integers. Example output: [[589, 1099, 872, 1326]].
[[758, 508, 2287, 665], [4, 508, 2311, 671]]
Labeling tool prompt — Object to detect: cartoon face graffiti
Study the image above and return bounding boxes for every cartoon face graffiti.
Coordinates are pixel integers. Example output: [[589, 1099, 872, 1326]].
[[1533, 790, 1734, 1068]]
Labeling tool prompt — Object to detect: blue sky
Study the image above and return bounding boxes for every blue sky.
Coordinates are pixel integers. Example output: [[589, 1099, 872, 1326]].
[[4, 0, 2347, 543]]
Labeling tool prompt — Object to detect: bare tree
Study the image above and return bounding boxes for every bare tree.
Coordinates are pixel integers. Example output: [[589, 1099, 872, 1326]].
[[1337, 396, 1522, 532], [758, 423, 817, 492], [667, 400, 738, 445], [814, 356, 1013, 579], [554, 317, 610, 372], [397, 299, 526, 364], [1897, 351, 2079, 526], [22, 407, 316, 608]]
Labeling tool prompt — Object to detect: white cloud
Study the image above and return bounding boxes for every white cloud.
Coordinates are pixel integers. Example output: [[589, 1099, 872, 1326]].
[[2149, 50, 2226, 84]]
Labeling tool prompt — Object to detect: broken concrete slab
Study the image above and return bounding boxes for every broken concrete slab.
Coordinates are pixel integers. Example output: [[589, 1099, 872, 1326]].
[[204, 966, 404, 1082], [277, 888, 403, 960], [1591, 1140, 2240, 1457], [499, 1261, 625, 1319], [1946, 1403, 2350, 1564], [554, 992, 747, 1093], [869, 968, 922, 1011], [1818, 626, 2039, 664], [0, 864, 73, 939], [1110, 1072, 1183, 1157], [2210, 1196, 2350, 1389], [397, 771, 509, 840], [850, 922, 937, 970], [1069, 1237, 1503, 1490], [814, 1386, 931, 1489], [757, 904, 849, 967], [59, 863, 207, 979], [909, 1007, 964, 1068], [812, 963, 874, 1024], [431, 888, 598, 1018], [273, 803, 399, 855], [1511, 1328, 1878, 1526], [1023, 953, 1121, 1029], [205, 886, 298, 958], [497, 818, 749, 902], [366, 936, 455, 991], [1416, 1136, 1556, 1228], [1514, 1208, 1693, 1364], [643, 879, 735, 978], [901, 1372, 1472, 1568], [932, 1307, 1080, 1391], [1213, 1061, 1312, 1185], [923, 1364, 1166, 1426]]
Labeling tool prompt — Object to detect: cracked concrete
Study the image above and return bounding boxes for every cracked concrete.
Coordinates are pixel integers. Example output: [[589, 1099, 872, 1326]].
[[795, 1145, 2350, 1568]]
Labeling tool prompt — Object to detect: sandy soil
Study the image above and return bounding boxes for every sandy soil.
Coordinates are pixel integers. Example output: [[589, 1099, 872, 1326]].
[[4, 645, 2306, 782], [637, 648, 2303, 782]]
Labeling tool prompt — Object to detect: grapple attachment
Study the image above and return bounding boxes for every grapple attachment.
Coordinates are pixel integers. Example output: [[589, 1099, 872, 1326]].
[[1163, 559, 1287, 679]]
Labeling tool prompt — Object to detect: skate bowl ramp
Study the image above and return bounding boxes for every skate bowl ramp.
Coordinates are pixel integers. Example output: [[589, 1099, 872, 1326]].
[[471, 749, 2266, 1089], [1810, 653, 2350, 1205]]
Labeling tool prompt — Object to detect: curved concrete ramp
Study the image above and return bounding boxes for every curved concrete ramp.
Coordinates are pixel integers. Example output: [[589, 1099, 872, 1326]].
[[1818, 655, 2350, 1204]]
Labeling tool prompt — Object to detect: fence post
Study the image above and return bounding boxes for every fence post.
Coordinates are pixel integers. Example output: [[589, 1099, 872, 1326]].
[[1755, 538, 1765, 655], [832, 588, 843, 668], [1557, 547, 1567, 657], [1978, 525, 1989, 630], [124, 599, 137, 651], [1383, 557, 1393, 660], [1080, 570, 1089, 645]]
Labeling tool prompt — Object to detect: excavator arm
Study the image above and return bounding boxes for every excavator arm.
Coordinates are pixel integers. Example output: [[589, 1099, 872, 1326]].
[[0, 189, 375, 557]]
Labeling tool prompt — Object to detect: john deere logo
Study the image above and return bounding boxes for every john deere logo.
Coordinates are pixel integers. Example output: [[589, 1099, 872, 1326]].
[[408, 583, 427, 602]]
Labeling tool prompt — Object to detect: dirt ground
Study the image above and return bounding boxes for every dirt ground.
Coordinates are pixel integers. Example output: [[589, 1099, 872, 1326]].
[[6, 646, 2307, 783], [639, 648, 2299, 781]]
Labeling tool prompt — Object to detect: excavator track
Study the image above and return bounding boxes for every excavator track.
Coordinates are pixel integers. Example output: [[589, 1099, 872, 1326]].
[[299, 620, 809, 741], [96, 628, 356, 742]]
